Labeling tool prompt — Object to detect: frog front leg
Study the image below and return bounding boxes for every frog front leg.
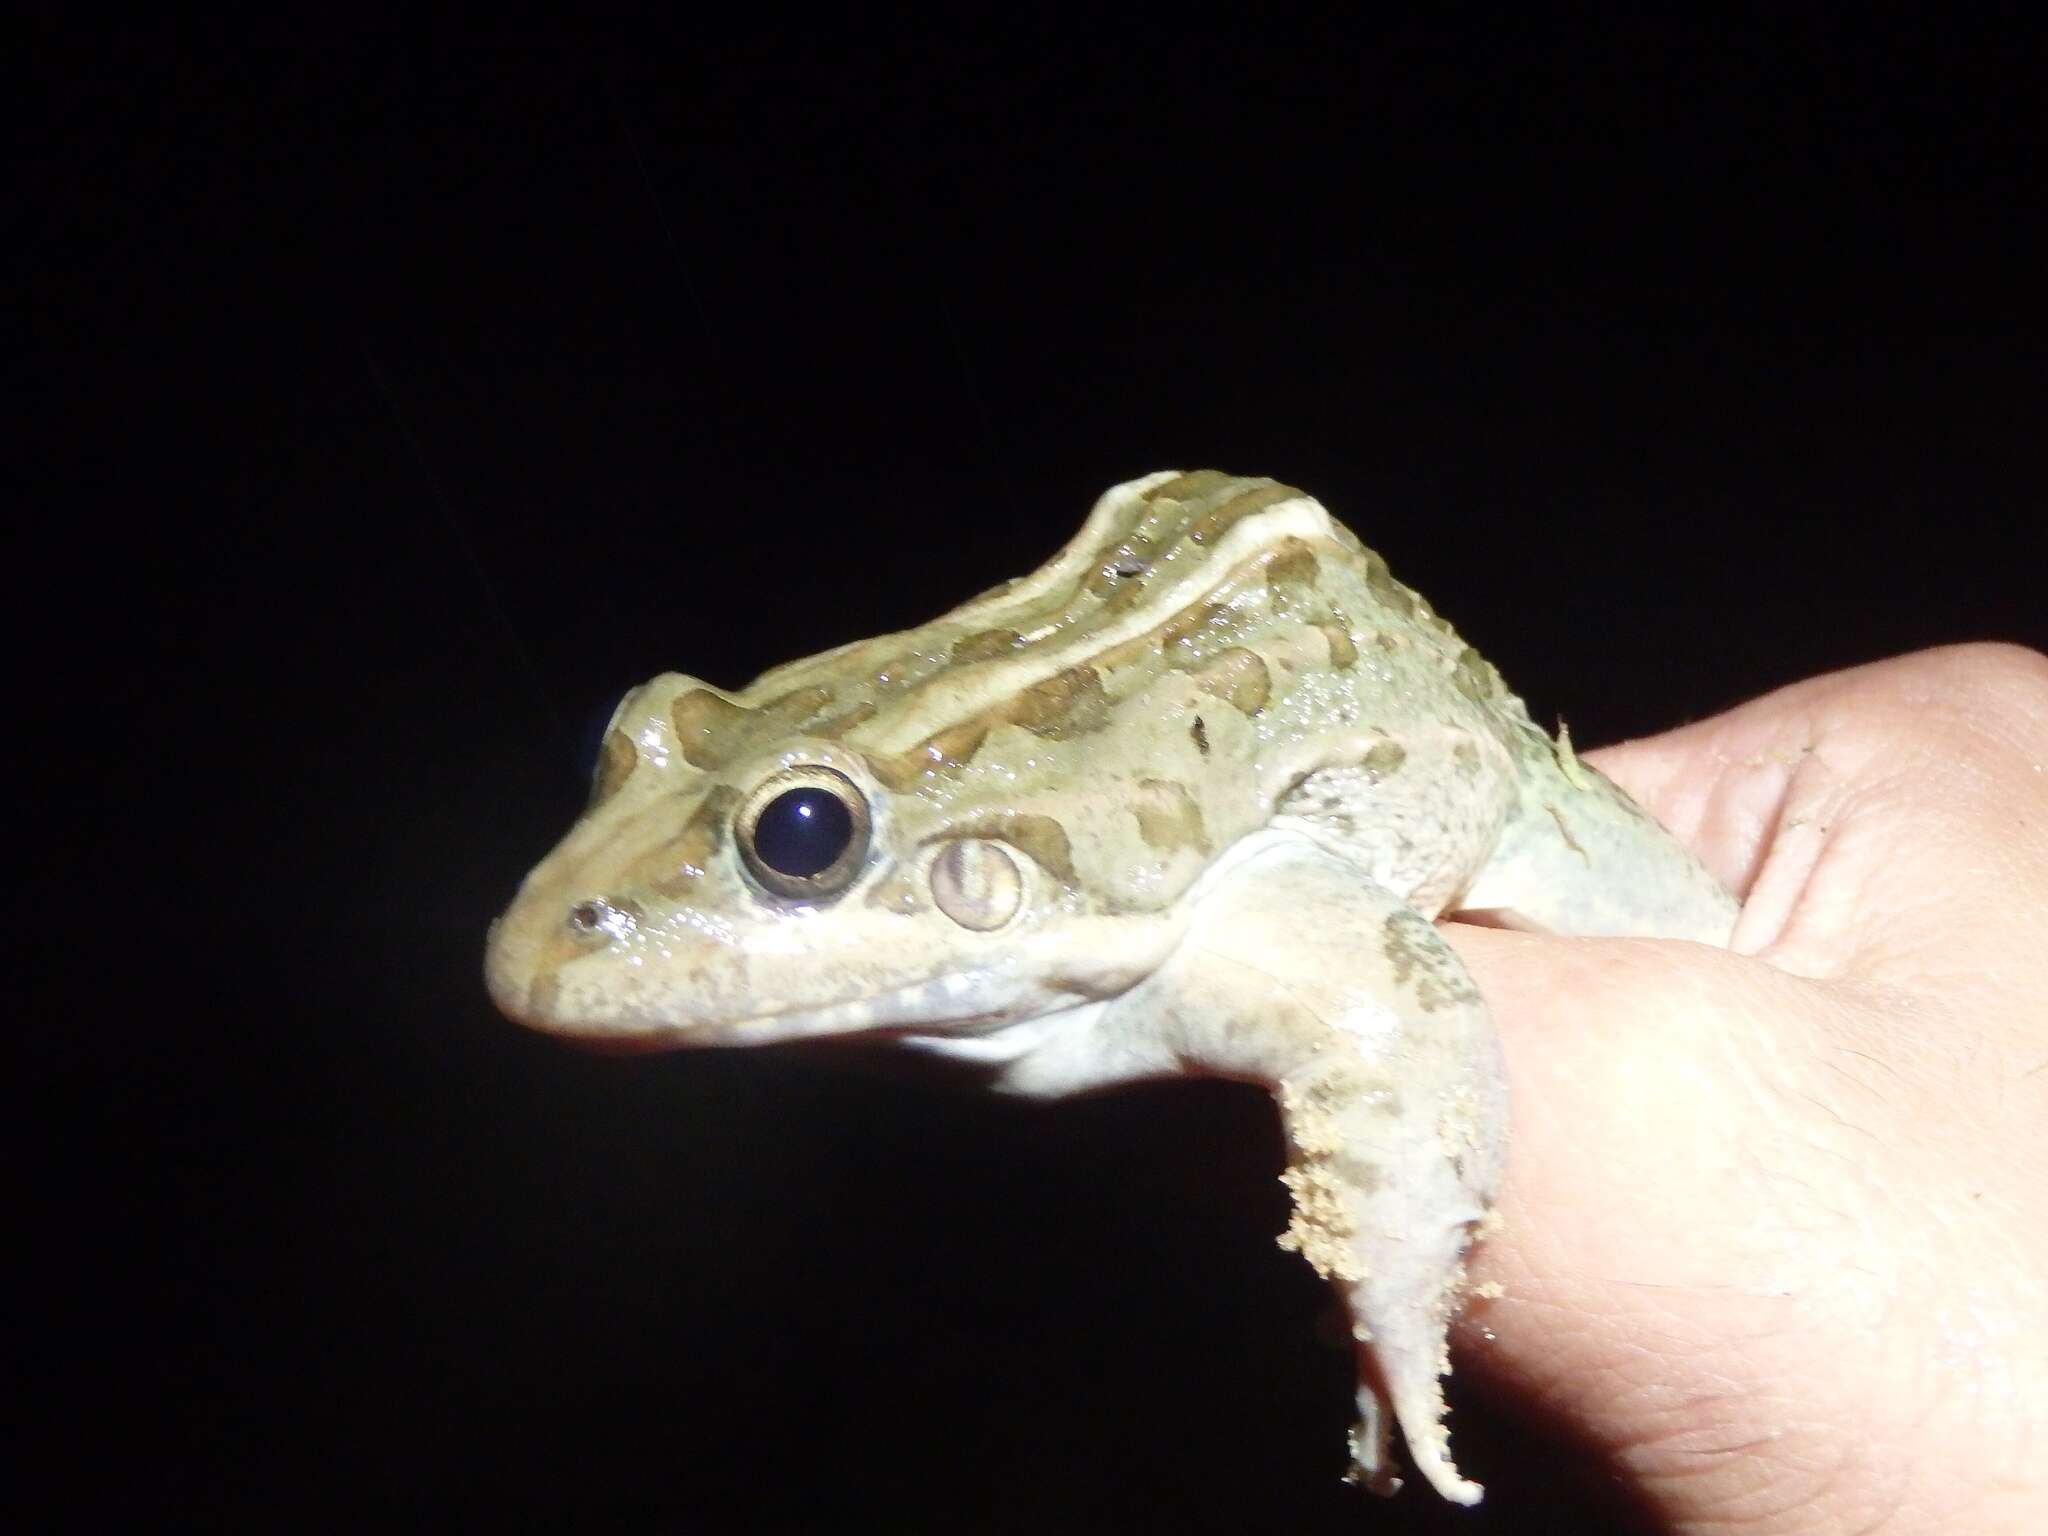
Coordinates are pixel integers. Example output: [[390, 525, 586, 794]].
[[1031, 829, 1507, 1504]]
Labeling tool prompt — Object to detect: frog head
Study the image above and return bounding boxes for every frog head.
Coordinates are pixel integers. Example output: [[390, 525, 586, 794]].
[[489, 471, 1349, 1052], [484, 669, 1183, 1052]]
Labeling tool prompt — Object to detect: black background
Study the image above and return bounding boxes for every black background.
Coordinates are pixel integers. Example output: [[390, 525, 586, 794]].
[[19, 13, 2043, 1533]]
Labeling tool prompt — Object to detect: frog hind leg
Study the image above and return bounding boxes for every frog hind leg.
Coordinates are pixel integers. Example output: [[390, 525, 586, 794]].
[[1062, 829, 1506, 1505], [1342, 1205, 1487, 1504], [1458, 751, 1737, 943], [1275, 1030, 1496, 1505]]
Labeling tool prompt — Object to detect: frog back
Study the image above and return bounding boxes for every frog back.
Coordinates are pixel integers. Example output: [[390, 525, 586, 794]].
[[637, 472, 1535, 918]]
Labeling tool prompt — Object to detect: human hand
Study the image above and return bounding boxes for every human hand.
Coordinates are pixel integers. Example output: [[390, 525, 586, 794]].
[[1445, 644, 2048, 1534]]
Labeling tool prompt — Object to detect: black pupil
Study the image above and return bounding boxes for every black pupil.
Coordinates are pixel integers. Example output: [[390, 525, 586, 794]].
[[753, 787, 853, 878]]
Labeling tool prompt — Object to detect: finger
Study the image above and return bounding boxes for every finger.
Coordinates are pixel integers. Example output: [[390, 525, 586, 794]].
[[1580, 643, 2048, 981]]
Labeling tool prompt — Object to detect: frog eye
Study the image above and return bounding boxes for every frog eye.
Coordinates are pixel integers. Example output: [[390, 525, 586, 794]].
[[735, 766, 872, 900]]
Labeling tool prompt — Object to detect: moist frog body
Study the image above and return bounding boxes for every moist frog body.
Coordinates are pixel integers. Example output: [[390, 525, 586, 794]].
[[486, 470, 1737, 1504]]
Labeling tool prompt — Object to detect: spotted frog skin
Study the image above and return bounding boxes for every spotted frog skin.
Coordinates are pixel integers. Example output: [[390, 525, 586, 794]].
[[486, 470, 1736, 1504]]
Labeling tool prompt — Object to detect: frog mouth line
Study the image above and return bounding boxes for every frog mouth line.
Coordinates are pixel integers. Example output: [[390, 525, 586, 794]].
[[500, 965, 1056, 1051], [536, 1010, 1020, 1056]]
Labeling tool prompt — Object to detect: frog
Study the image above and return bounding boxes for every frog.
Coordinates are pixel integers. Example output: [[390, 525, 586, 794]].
[[485, 470, 1737, 1504]]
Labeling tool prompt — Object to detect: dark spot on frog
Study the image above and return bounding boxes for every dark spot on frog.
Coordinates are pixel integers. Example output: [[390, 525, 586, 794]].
[[1094, 571, 1151, 615], [588, 728, 639, 808], [1146, 473, 1304, 548], [809, 700, 878, 740], [670, 688, 748, 769], [1143, 469, 1237, 505], [1187, 481, 1303, 545], [1193, 648, 1271, 715], [945, 812, 1076, 883], [1014, 665, 1110, 739], [949, 628, 1022, 665], [1452, 647, 1503, 704], [1361, 552, 1415, 617], [1452, 739, 1483, 780], [871, 666, 1107, 790], [1316, 620, 1358, 670], [1380, 908, 1481, 1013], [930, 718, 994, 766], [671, 684, 837, 770], [1132, 778, 1210, 853], [1190, 715, 1209, 755], [1264, 538, 1320, 603], [1362, 738, 1407, 781], [758, 684, 839, 729], [1157, 599, 1232, 656], [868, 718, 991, 792], [648, 784, 741, 895]]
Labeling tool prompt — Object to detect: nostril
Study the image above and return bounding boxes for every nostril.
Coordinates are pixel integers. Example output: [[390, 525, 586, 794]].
[[566, 897, 637, 940]]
